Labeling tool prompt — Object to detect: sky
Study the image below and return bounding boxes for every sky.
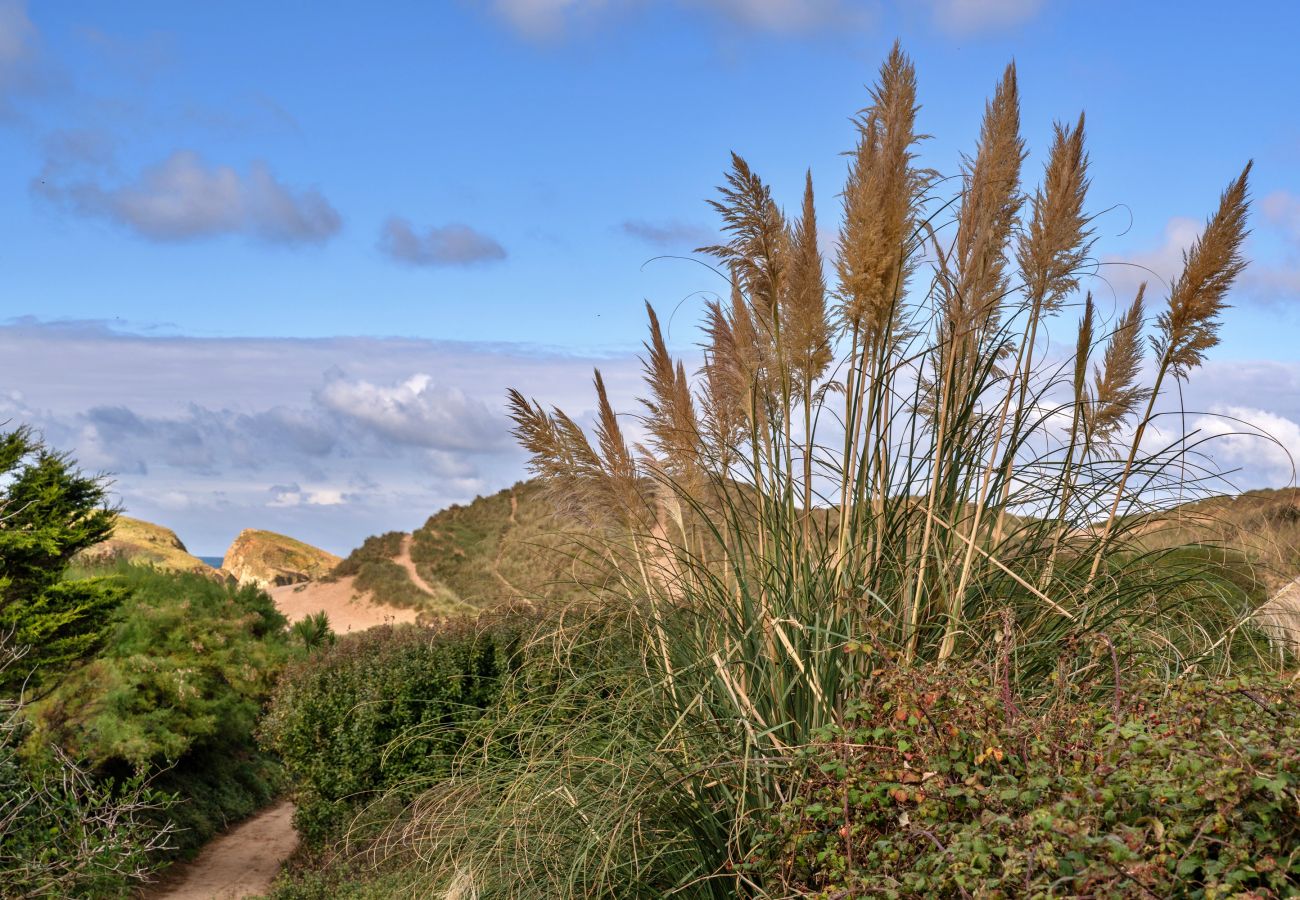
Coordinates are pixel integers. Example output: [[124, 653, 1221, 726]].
[[1, 0, 1297, 555]]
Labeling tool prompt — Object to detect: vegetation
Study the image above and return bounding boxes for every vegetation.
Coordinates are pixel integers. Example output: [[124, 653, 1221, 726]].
[[351, 46, 1288, 897], [332, 481, 594, 616], [258, 615, 532, 847], [409, 479, 587, 606], [1, 637, 174, 897], [33, 562, 293, 860], [752, 665, 1300, 896], [332, 531, 451, 611], [0, 426, 123, 694], [74, 515, 217, 575]]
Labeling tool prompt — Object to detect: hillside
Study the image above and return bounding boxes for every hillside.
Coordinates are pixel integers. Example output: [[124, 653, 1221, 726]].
[[1133, 488, 1300, 589], [223, 529, 341, 589], [74, 516, 217, 575], [333, 479, 593, 614]]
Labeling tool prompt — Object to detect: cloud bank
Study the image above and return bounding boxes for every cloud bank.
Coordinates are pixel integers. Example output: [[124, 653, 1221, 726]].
[[0, 319, 640, 554]]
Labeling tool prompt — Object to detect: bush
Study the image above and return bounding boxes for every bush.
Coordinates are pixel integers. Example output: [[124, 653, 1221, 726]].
[[750, 665, 1300, 897], [1, 640, 173, 896], [32, 562, 293, 859], [258, 615, 530, 846]]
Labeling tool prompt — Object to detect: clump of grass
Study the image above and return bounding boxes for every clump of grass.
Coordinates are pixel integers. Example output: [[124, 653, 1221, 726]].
[[390, 44, 1270, 897]]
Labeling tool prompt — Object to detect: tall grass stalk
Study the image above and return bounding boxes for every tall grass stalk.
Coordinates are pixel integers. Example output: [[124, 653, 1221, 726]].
[[394, 44, 1266, 898]]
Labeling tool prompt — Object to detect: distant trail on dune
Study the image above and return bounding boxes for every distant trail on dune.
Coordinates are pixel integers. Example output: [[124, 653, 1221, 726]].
[[144, 801, 297, 900], [396, 534, 441, 596]]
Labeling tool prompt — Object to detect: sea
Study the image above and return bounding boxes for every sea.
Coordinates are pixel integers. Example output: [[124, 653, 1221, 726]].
[[198, 556, 225, 568]]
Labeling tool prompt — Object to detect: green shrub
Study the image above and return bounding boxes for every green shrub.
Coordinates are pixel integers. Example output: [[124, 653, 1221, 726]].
[[32, 562, 293, 859], [2, 638, 174, 896], [750, 665, 1300, 897], [258, 615, 529, 846]]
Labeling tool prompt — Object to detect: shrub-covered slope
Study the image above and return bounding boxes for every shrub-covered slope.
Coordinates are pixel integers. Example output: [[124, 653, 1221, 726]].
[[74, 515, 217, 575], [333, 480, 590, 613]]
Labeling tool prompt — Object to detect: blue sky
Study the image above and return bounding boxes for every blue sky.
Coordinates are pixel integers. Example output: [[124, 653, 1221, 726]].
[[2, 0, 1298, 554]]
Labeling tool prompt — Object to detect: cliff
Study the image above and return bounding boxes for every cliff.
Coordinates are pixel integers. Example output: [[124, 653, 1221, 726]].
[[222, 528, 341, 589]]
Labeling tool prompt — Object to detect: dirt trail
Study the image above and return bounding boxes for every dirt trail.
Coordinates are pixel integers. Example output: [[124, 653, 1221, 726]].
[[270, 574, 416, 632], [144, 801, 298, 900], [396, 534, 441, 596], [1260, 576, 1300, 649]]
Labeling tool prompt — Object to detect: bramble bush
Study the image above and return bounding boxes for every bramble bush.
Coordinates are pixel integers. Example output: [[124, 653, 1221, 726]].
[[258, 613, 532, 846], [748, 662, 1300, 898]]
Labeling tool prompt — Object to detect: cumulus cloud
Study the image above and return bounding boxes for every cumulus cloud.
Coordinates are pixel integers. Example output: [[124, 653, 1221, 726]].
[[619, 219, 714, 248], [1100, 215, 1210, 307], [316, 373, 508, 450], [488, 0, 861, 39], [1188, 406, 1300, 487], [378, 216, 507, 266], [36, 150, 341, 245], [268, 483, 348, 508], [924, 0, 1043, 33]]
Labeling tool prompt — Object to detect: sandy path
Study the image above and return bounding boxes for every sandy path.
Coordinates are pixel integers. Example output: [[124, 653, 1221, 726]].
[[270, 575, 416, 632], [1260, 576, 1300, 650], [145, 801, 297, 900], [396, 534, 440, 596]]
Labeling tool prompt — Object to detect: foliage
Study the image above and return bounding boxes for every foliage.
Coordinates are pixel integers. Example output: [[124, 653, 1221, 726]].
[[332, 531, 463, 613], [750, 665, 1300, 898], [291, 611, 336, 651], [32, 562, 292, 859], [0, 639, 174, 897], [409, 479, 588, 606], [0, 426, 123, 694], [259, 615, 531, 847], [36, 562, 289, 772], [333, 532, 406, 577]]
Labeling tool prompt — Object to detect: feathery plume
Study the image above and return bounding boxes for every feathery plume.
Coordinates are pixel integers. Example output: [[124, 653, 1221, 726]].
[[1016, 113, 1092, 315], [951, 62, 1026, 342], [642, 303, 700, 471], [701, 154, 788, 332], [837, 41, 929, 343], [1089, 286, 1148, 445], [783, 170, 833, 392], [1153, 164, 1252, 380]]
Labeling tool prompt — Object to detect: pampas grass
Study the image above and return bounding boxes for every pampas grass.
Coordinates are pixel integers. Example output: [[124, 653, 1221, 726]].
[[390, 45, 1271, 899]]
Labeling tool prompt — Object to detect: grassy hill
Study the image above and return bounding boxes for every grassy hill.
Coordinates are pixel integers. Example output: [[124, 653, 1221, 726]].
[[1132, 488, 1300, 590], [333, 480, 593, 614], [74, 516, 217, 575]]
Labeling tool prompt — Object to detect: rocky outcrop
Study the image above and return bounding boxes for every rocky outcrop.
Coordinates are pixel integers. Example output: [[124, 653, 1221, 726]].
[[76, 516, 217, 575], [222, 529, 340, 589]]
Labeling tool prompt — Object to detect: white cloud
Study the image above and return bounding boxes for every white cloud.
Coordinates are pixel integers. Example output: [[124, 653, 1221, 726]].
[[488, 0, 863, 38], [1102, 215, 1198, 300], [925, 0, 1043, 33], [316, 373, 508, 450], [1189, 405, 1299, 487], [268, 483, 347, 508], [0, 319, 644, 554], [36, 150, 342, 245]]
